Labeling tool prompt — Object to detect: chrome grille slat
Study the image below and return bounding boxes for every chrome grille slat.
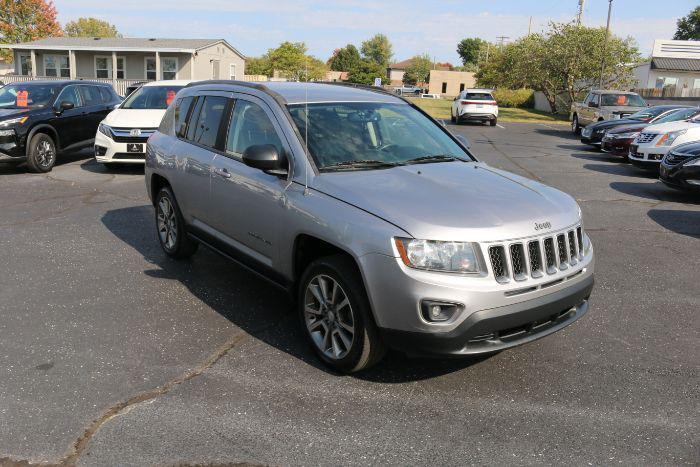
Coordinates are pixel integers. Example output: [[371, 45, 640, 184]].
[[509, 243, 527, 280], [556, 234, 568, 269], [527, 240, 543, 278], [576, 227, 583, 259], [567, 230, 577, 265], [543, 237, 557, 274], [636, 132, 656, 144], [488, 246, 509, 283]]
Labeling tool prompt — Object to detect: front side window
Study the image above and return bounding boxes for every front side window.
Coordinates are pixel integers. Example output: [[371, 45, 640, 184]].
[[174, 96, 195, 138], [590, 94, 600, 106], [145, 57, 157, 80], [56, 85, 81, 108], [288, 102, 471, 171], [600, 93, 645, 107], [121, 85, 185, 110], [161, 57, 178, 80], [0, 83, 61, 109], [189, 96, 227, 148], [79, 86, 102, 106], [44, 54, 69, 77], [226, 100, 283, 157]]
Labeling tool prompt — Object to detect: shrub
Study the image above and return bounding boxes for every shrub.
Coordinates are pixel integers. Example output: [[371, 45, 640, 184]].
[[492, 89, 535, 108]]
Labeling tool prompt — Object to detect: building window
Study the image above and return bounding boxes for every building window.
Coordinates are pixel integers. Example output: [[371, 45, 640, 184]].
[[230, 64, 236, 80], [44, 54, 69, 77], [145, 57, 157, 80], [95, 56, 124, 79], [441, 82, 447, 93], [692, 79, 700, 89], [459, 83, 465, 92], [655, 76, 678, 89], [161, 57, 178, 80], [19, 54, 32, 75]]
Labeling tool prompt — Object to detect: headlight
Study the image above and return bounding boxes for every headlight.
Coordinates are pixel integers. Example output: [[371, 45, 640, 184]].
[[656, 129, 686, 146], [0, 116, 28, 128], [394, 238, 481, 273], [98, 123, 111, 137], [614, 131, 640, 139], [683, 157, 700, 167]]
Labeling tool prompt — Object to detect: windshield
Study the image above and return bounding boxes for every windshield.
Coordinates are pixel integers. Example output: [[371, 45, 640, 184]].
[[121, 85, 184, 109], [653, 108, 700, 124], [600, 93, 646, 107], [0, 83, 61, 109], [288, 102, 471, 171], [629, 106, 674, 121]]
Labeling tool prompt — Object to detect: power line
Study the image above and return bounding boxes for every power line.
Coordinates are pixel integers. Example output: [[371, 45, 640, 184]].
[[496, 36, 509, 47]]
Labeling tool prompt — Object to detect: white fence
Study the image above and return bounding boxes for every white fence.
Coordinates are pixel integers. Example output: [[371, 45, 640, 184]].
[[1, 75, 147, 96]]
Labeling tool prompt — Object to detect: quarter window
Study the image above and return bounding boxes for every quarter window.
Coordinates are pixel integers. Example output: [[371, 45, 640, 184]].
[[189, 96, 227, 148], [226, 100, 283, 157], [44, 54, 69, 78]]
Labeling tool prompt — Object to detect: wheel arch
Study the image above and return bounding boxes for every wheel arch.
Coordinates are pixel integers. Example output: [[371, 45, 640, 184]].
[[150, 173, 171, 205], [26, 124, 60, 155]]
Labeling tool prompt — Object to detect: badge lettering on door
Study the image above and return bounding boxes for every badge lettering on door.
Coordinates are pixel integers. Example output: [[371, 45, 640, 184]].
[[534, 221, 552, 231]]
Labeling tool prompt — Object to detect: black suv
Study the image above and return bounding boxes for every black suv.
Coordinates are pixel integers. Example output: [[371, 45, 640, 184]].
[[0, 80, 121, 172]]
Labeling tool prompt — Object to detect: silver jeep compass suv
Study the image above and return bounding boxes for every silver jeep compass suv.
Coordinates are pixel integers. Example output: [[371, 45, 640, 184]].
[[145, 81, 594, 372]]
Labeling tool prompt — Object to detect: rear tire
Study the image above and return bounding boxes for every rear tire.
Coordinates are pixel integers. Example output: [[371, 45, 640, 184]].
[[26, 133, 57, 173], [154, 186, 198, 259], [572, 115, 581, 135], [450, 109, 456, 123], [298, 255, 386, 373], [490, 117, 497, 127]]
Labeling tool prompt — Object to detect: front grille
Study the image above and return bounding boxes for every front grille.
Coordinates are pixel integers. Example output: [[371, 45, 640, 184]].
[[487, 225, 585, 284], [636, 132, 656, 144], [109, 127, 156, 143], [489, 246, 508, 282], [112, 152, 145, 160]]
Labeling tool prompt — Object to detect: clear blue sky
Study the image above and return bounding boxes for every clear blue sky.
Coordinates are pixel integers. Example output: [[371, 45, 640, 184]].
[[54, 0, 697, 64]]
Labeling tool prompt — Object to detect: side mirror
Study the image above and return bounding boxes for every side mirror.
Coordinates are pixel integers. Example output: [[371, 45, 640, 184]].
[[455, 134, 470, 149], [242, 144, 287, 175], [55, 101, 74, 114]]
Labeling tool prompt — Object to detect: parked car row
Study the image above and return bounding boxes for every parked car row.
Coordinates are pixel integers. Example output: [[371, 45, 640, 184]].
[[575, 103, 700, 193]]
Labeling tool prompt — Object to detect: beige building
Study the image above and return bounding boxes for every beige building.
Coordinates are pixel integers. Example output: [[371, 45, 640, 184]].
[[386, 58, 413, 86], [428, 70, 476, 97], [633, 39, 700, 96], [1, 37, 245, 94]]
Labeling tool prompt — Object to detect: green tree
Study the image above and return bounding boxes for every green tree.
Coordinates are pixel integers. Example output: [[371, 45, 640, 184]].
[[0, 0, 62, 62], [476, 22, 640, 113], [244, 56, 270, 76], [457, 37, 487, 66], [403, 54, 432, 85], [674, 6, 700, 40], [346, 59, 386, 85], [327, 44, 361, 72], [360, 33, 393, 68], [264, 41, 326, 81], [64, 17, 120, 37]]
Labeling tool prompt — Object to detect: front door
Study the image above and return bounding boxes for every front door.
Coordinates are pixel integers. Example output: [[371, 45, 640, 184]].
[[49, 85, 83, 149], [209, 95, 291, 270]]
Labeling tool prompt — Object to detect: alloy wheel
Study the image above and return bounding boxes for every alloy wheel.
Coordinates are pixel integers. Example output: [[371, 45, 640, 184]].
[[304, 274, 355, 360], [157, 196, 177, 250], [36, 140, 55, 168]]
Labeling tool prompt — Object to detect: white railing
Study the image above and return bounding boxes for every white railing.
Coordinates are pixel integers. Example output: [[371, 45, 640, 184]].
[[0, 75, 148, 96], [634, 86, 700, 98]]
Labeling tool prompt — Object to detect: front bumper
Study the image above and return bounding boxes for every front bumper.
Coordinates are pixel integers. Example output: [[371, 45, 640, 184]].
[[0, 129, 25, 163], [94, 131, 147, 164], [601, 137, 633, 156], [458, 111, 497, 122], [659, 161, 700, 193], [381, 274, 593, 356], [629, 143, 668, 170]]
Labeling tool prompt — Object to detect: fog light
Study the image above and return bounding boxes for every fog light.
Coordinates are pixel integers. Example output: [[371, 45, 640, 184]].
[[420, 300, 464, 323]]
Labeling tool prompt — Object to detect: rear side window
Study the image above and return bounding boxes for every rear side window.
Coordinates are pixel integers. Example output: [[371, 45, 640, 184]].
[[174, 96, 194, 138], [225, 100, 283, 157], [79, 86, 102, 106], [98, 86, 113, 103], [188, 96, 227, 148]]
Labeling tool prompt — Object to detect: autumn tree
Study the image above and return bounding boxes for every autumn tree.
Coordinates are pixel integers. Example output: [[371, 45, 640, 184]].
[[0, 0, 62, 62], [64, 17, 121, 38]]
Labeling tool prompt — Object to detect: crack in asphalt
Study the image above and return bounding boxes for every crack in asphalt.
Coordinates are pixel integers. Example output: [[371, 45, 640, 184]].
[[478, 134, 544, 182]]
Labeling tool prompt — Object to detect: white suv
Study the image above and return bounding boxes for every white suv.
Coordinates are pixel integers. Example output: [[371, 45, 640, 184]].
[[629, 115, 700, 169], [94, 80, 193, 165], [451, 89, 498, 126]]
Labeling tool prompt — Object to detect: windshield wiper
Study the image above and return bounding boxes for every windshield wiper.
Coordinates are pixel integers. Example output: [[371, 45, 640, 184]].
[[405, 154, 461, 164], [322, 159, 402, 171]]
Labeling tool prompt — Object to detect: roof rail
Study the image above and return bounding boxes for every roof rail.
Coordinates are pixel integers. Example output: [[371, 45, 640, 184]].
[[184, 79, 291, 106]]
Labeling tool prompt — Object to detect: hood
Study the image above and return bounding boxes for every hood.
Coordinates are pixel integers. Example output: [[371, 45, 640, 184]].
[[102, 108, 166, 128], [0, 107, 32, 121], [608, 123, 646, 134], [311, 161, 580, 242], [589, 118, 642, 131], [642, 120, 696, 134], [605, 105, 646, 114]]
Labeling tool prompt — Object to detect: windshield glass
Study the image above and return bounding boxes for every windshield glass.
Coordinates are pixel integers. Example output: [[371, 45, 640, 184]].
[[600, 93, 646, 107], [288, 102, 471, 171], [0, 83, 61, 109], [629, 106, 674, 121], [121, 85, 184, 109], [656, 108, 700, 124]]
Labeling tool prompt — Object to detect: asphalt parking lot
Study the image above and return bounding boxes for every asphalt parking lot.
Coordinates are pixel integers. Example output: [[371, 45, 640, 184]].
[[0, 122, 698, 466]]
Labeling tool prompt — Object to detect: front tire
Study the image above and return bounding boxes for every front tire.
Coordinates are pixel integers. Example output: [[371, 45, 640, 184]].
[[26, 133, 57, 173], [450, 109, 456, 123], [299, 255, 386, 373], [572, 115, 580, 135], [155, 186, 198, 259]]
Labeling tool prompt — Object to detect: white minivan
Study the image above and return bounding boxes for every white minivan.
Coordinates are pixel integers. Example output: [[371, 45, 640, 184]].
[[450, 88, 499, 126], [94, 80, 192, 165]]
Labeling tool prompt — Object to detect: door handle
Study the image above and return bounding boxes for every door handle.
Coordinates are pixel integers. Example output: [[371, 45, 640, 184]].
[[213, 167, 231, 179]]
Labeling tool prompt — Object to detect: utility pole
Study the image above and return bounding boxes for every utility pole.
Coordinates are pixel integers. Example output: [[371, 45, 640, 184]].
[[496, 36, 509, 47], [528, 16, 532, 35], [599, 0, 612, 89], [577, 0, 585, 25]]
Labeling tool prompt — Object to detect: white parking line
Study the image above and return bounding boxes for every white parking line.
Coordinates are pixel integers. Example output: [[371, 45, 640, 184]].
[[496, 124, 506, 129]]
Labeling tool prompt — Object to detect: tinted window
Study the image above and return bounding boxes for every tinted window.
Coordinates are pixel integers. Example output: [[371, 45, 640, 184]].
[[122, 85, 184, 109], [0, 83, 60, 109], [98, 86, 113, 103], [600, 93, 645, 107], [655, 108, 700, 124], [56, 86, 81, 108], [465, 92, 494, 101], [79, 86, 102, 106], [226, 100, 283, 157], [189, 96, 227, 148], [590, 94, 600, 105], [174, 96, 194, 138]]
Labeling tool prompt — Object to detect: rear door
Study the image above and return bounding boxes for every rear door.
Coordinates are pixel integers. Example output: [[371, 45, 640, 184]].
[[77, 85, 106, 143]]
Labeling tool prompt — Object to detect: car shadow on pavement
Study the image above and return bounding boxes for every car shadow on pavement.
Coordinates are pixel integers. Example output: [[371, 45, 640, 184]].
[[583, 163, 656, 178], [571, 152, 622, 162], [80, 158, 145, 175], [609, 181, 700, 205], [0, 149, 92, 175], [647, 209, 700, 239], [534, 128, 576, 139], [101, 205, 483, 382]]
